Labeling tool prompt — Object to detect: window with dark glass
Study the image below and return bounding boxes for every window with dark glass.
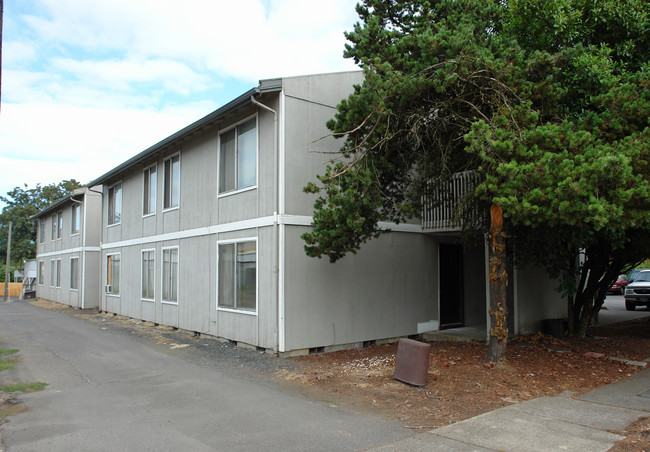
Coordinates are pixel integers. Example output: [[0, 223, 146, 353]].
[[219, 118, 256, 193], [218, 241, 256, 311], [70, 258, 79, 290], [143, 165, 157, 215], [108, 183, 122, 225], [162, 248, 178, 302], [142, 250, 155, 299], [164, 155, 180, 209], [57, 211, 63, 239], [71, 204, 81, 234]]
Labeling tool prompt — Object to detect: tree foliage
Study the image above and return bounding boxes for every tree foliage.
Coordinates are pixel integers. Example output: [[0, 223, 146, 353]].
[[303, 0, 650, 337], [0, 180, 82, 265]]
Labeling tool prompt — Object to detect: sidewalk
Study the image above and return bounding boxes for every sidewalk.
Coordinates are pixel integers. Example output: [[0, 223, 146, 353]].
[[374, 360, 650, 451]]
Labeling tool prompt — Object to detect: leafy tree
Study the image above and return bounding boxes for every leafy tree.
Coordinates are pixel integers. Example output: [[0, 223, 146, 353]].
[[0, 180, 82, 266], [303, 0, 650, 360], [469, 0, 650, 337]]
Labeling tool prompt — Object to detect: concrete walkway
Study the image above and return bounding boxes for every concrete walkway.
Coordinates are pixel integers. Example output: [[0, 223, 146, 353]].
[[374, 369, 650, 451], [377, 318, 650, 452]]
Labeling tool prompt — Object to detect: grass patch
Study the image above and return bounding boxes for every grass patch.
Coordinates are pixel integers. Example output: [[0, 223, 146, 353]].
[[0, 358, 18, 371], [0, 405, 28, 419], [0, 348, 18, 355], [1, 382, 48, 393]]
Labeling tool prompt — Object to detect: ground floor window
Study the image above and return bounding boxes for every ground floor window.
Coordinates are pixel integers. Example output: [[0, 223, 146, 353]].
[[38, 261, 44, 286], [162, 247, 178, 303], [70, 258, 79, 290], [142, 249, 155, 300], [50, 260, 55, 287], [218, 239, 256, 311], [106, 254, 120, 295], [56, 259, 62, 288]]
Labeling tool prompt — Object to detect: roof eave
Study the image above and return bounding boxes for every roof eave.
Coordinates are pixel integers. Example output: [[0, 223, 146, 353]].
[[87, 79, 283, 188], [30, 190, 85, 220]]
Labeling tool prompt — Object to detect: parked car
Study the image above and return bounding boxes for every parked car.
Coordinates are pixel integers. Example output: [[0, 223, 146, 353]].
[[626, 268, 650, 283], [607, 274, 629, 295], [624, 270, 650, 310]]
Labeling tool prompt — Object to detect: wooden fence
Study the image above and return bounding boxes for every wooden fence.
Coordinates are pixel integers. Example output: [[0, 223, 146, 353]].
[[2, 283, 23, 297]]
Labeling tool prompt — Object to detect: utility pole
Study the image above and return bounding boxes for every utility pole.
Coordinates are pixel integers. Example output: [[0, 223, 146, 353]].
[[4, 221, 11, 301]]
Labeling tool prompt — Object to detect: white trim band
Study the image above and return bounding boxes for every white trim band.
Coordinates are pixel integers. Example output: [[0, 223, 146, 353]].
[[37, 247, 101, 258], [99, 215, 424, 250]]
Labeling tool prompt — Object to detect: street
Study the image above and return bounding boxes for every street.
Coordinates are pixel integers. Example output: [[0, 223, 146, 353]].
[[600, 294, 650, 326], [0, 301, 408, 451]]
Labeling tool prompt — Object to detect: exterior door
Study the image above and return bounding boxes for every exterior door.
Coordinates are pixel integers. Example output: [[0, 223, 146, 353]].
[[439, 243, 464, 329]]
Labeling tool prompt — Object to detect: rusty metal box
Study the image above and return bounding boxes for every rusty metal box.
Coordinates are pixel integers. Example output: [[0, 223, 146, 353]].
[[393, 338, 432, 387]]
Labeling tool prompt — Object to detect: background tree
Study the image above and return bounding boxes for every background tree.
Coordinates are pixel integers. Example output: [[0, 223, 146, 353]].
[[0, 180, 82, 266], [303, 0, 650, 359]]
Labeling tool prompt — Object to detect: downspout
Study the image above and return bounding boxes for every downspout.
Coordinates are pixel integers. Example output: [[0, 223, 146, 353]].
[[88, 186, 104, 311], [251, 94, 281, 353], [70, 196, 85, 309]]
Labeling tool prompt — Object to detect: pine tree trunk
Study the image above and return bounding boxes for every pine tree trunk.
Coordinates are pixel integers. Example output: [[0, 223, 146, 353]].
[[485, 205, 508, 364]]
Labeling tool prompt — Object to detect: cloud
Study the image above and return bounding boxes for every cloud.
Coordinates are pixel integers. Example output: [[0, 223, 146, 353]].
[[1, 0, 361, 205], [0, 102, 206, 163], [49, 57, 212, 95], [0, 157, 99, 195], [21, 0, 359, 81], [3, 41, 37, 66]]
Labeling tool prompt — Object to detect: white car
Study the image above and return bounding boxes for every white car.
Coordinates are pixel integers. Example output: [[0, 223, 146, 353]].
[[624, 270, 650, 311]]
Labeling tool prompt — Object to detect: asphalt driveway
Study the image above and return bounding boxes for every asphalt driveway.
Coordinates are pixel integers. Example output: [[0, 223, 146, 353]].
[[0, 301, 408, 451]]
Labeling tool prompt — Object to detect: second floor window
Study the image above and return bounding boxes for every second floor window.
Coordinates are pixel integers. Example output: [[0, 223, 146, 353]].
[[108, 183, 122, 225], [39, 220, 45, 243], [71, 204, 81, 234], [57, 212, 63, 239], [164, 155, 180, 209], [219, 118, 256, 194], [143, 165, 157, 215], [51, 216, 56, 240]]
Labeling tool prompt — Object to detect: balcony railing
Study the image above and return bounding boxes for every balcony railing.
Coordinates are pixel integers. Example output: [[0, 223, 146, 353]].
[[421, 171, 480, 232]]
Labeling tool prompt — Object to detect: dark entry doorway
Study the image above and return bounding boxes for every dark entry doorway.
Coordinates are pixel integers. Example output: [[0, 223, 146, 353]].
[[439, 243, 464, 329]]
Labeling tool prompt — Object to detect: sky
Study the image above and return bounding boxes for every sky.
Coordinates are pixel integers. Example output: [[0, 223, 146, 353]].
[[0, 0, 360, 204]]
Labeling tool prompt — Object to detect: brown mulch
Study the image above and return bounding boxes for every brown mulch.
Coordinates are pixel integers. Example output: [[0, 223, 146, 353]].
[[610, 416, 650, 452], [277, 318, 650, 449]]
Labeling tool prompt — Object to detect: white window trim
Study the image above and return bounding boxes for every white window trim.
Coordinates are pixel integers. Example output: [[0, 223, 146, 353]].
[[49, 259, 55, 287], [217, 185, 257, 199], [56, 211, 63, 240], [107, 181, 123, 227], [56, 258, 62, 288], [105, 252, 121, 297], [71, 204, 81, 236], [217, 114, 258, 197], [70, 257, 80, 291], [216, 236, 258, 316], [143, 164, 157, 218], [141, 248, 156, 302], [38, 260, 44, 286], [51, 216, 56, 241], [39, 220, 45, 244], [163, 153, 181, 213], [161, 246, 179, 305]]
